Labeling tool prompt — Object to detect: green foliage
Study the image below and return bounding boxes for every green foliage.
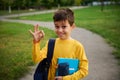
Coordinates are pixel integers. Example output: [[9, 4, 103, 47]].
[[0, 0, 84, 10], [74, 0, 82, 6], [60, 0, 74, 6]]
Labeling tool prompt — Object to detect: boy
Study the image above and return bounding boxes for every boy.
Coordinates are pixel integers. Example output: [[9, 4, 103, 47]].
[[29, 8, 88, 80]]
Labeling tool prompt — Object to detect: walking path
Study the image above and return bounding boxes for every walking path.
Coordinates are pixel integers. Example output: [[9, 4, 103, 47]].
[[0, 6, 119, 80]]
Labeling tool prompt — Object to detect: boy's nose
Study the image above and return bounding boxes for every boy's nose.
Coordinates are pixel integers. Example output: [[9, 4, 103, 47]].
[[58, 28, 63, 32]]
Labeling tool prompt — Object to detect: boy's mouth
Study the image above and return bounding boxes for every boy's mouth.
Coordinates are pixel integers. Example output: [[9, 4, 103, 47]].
[[58, 34, 64, 37], [58, 33, 65, 37]]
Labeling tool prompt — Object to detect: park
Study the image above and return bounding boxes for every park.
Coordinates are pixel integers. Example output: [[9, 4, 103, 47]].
[[0, 0, 120, 80]]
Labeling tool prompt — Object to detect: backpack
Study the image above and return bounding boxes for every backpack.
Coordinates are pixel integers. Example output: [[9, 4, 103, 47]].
[[34, 39, 56, 80]]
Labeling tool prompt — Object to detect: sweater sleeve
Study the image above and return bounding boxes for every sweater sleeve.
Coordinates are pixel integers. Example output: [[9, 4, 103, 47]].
[[32, 41, 48, 63], [63, 43, 88, 80]]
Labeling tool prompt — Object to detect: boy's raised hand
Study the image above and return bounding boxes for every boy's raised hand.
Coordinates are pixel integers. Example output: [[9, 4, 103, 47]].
[[29, 24, 45, 42]]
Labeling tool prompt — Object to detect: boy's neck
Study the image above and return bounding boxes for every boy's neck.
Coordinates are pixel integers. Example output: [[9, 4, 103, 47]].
[[59, 37, 73, 40]]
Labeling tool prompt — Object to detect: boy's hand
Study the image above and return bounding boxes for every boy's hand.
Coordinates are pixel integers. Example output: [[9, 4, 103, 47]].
[[54, 76, 63, 80], [29, 24, 45, 42]]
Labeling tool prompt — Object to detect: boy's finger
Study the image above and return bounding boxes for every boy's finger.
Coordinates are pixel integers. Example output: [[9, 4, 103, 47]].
[[39, 30, 45, 38], [41, 30, 45, 37], [29, 30, 34, 35], [34, 24, 39, 32], [55, 64, 58, 69], [34, 25, 37, 32]]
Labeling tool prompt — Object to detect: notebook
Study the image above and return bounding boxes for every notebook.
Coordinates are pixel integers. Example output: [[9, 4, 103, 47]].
[[56, 58, 79, 76]]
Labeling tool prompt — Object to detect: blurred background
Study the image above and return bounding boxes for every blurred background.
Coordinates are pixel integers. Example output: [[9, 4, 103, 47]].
[[0, 0, 120, 14]]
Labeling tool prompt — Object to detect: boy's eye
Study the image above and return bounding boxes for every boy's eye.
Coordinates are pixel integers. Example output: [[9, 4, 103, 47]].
[[62, 26, 66, 29], [55, 26, 59, 29]]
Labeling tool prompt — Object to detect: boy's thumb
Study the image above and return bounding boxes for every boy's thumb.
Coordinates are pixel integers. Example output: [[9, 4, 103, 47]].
[[29, 30, 34, 35]]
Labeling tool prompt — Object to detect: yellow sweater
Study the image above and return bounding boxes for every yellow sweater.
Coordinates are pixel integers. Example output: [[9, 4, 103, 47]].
[[32, 38, 88, 80]]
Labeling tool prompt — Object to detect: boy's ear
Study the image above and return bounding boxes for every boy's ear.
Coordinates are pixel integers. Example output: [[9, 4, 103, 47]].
[[72, 23, 76, 29]]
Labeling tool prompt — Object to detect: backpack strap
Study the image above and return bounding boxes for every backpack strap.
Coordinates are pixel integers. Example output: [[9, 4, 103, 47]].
[[34, 39, 56, 80], [46, 38, 56, 67]]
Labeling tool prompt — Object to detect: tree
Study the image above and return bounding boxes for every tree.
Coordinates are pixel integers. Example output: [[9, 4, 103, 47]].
[[14, 0, 24, 10], [81, 0, 93, 6], [55, 0, 61, 8], [74, 0, 82, 6], [1, 0, 14, 13], [100, 0, 104, 12]]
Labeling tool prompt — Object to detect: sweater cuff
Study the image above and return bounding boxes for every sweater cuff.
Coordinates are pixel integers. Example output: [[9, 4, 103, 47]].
[[33, 39, 40, 44]]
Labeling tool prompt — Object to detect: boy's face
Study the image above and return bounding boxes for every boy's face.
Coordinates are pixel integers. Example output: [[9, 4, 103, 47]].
[[54, 20, 75, 40]]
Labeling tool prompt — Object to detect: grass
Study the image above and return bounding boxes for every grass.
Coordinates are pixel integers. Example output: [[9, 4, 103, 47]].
[[74, 5, 120, 60], [0, 21, 56, 80], [0, 9, 38, 16], [14, 5, 120, 62], [11, 12, 54, 21]]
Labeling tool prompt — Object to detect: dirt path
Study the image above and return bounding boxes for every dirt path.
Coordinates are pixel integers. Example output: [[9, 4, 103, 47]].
[[0, 6, 120, 80]]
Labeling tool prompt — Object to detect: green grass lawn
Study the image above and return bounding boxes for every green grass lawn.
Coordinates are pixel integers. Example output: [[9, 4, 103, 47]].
[[0, 21, 56, 80], [14, 5, 120, 62], [15, 12, 54, 21], [74, 5, 120, 60], [0, 10, 39, 16]]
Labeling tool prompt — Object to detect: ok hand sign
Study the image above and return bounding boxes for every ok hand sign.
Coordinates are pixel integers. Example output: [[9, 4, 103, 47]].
[[29, 24, 45, 42]]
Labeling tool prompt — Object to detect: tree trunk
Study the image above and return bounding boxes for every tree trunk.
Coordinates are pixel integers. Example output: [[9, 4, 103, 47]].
[[57, 4, 60, 8], [100, 0, 104, 12], [8, 6, 11, 13]]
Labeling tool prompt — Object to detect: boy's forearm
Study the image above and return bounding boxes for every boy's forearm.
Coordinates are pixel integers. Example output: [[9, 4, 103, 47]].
[[32, 41, 40, 63], [32, 40, 48, 63], [32, 41, 46, 63]]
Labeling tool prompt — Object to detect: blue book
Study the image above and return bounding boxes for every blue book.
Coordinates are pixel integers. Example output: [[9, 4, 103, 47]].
[[56, 58, 79, 76]]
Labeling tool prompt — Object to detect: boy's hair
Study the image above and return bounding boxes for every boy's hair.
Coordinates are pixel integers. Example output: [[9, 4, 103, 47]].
[[53, 8, 74, 26]]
